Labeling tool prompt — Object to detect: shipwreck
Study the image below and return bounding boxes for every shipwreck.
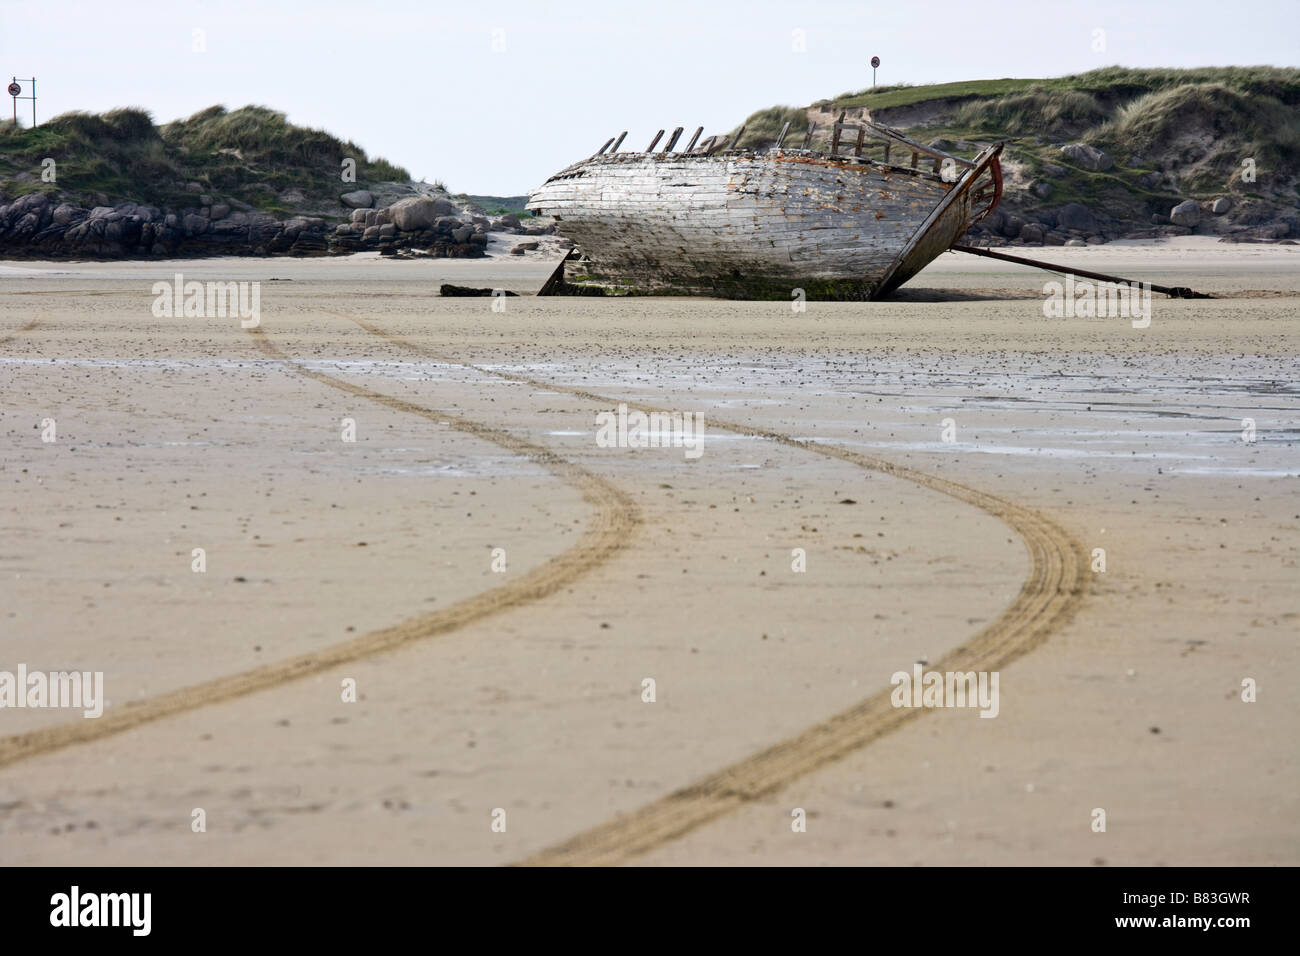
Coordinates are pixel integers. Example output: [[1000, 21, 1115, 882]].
[[526, 117, 1004, 300]]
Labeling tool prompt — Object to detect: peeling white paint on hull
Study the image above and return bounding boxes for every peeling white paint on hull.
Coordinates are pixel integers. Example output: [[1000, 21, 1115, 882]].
[[528, 138, 1003, 300]]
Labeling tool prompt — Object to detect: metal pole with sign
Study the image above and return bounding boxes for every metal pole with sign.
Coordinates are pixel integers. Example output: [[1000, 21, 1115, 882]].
[[9, 77, 36, 127], [871, 56, 880, 88]]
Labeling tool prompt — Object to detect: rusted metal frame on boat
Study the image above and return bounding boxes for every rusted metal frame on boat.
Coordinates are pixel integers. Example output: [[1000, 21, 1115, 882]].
[[950, 244, 1214, 298], [968, 155, 1003, 224]]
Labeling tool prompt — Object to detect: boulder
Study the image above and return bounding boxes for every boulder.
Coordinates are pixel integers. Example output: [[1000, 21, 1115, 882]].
[[386, 197, 442, 231], [378, 223, 396, 238], [1064, 239, 1087, 247], [1041, 163, 1066, 179], [340, 190, 374, 209], [51, 203, 87, 226], [1032, 180, 1053, 199], [1169, 200, 1202, 227], [1060, 143, 1114, 172], [350, 208, 368, 224], [1212, 197, 1233, 215], [182, 213, 209, 236], [209, 203, 230, 221], [451, 226, 474, 244], [1019, 223, 1045, 244]]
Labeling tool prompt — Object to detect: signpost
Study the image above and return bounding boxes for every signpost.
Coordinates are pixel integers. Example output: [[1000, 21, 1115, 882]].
[[871, 56, 880, 88], [9, 77, 36, 127]]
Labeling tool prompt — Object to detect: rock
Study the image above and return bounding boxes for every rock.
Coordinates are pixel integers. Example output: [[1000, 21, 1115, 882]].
[[1041, 163, 1066, 179], [350, 208, 368, 224], [182, 213, 209, 236], [184, 182, 204, 194], [51, 203, 87, 226], [1137, 171, 1163, 189], [1212, 197, 1233, 215], [363, 209, 379, 228], [1002, 214, 1025, 239], [451, 226, 474, 244], [1169, 200, 1202, 227], [209, 203, 230, 221], [362, 225, 381, 241], [335, 223, 354, 236], [1019, 223, 1045, 243], [1032, 180, 1053, 199], [378, 223, 396, 238], [387, 197, 440, 231], [516, 240, 539, 251], [1126, 155, 1145, 168], [1065, 239, 1087, 247], [509, 245, 526, 255], [1060, 143, 1114, 172], [340, 190, 374, 209], [1056, 203, 1098, 232]]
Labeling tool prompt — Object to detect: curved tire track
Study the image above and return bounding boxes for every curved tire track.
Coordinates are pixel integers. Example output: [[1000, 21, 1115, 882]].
[[0, 323, 639, 769], [336, 311, 1087, 866]]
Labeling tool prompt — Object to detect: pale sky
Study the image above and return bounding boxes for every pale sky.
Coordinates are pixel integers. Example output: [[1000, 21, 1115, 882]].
[[2, 0, 1296, 195]]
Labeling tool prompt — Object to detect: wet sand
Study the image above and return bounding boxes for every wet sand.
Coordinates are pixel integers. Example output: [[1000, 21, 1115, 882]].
[[0, 239, 1296, 865]]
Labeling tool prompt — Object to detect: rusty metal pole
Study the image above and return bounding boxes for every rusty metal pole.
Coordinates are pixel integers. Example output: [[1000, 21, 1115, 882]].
[[951, 243, 1213, 298]]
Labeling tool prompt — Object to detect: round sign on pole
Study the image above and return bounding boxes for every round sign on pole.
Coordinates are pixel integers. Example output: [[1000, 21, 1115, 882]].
[[871, 56, 880, 68], [7, 83, 20, 97]]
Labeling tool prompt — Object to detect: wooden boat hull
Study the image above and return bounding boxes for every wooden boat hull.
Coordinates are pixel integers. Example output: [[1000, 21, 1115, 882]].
[[527, 138, 1002, 300]]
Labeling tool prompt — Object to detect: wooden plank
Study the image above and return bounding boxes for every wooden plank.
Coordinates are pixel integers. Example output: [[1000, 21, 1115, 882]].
[[645, 129, 664, 152], [775, 121, 791, 149], [610, 131, 627, 153], [663, 126, 684, 152], [684, 126, 703, 152]]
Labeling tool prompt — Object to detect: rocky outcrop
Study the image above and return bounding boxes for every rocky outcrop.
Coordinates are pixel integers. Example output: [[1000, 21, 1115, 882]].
[[0, 186, 540, 259]]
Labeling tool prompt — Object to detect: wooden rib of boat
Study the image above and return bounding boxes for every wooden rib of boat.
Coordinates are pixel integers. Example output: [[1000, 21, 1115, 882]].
[[526, 118, 1003, 300]]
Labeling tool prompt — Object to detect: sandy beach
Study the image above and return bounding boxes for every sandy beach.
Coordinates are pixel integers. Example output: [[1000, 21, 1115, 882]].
[[1, 238, 1296, 865]]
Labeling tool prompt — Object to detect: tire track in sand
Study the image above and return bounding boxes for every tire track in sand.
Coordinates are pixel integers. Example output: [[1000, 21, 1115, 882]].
[[0, 322, 639, 769], [337, 312, 1087, 867]]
